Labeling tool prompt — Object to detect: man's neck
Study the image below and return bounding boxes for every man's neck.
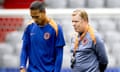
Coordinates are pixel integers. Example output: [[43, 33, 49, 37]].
[[79, 32, 83, 36], [38, 18, 49, 26]]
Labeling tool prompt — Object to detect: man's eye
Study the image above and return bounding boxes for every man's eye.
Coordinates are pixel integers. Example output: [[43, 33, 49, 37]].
[[72, 21, 79, 22], [32, 16, 39, 18]]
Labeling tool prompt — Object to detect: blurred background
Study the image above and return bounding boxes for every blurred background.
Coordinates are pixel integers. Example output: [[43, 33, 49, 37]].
[[0, 0, 120, 72]]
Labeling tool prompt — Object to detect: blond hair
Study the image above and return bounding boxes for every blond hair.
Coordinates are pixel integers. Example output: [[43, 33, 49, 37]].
[[72, 9, 88, 22]]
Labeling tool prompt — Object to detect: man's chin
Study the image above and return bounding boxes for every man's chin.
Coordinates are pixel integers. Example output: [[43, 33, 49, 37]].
[[74, 30, 78, 32]]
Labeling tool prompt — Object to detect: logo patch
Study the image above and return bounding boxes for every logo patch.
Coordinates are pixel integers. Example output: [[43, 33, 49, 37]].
[[44, 32, 50, 40], [30, 33, 35, 36], [82, 38, 88, 45]]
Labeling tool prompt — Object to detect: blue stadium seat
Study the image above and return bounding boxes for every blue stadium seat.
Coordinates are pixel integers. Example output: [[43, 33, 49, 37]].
[[105, 67, 120, 72], [0, 68, 19, 72], [61, 68, 71, 72]]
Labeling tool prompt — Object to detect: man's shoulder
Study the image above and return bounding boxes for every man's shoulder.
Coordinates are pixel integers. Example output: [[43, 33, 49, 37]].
[[94, 31, 103, 39], [27, 23, 34, 28], [94, 31, 104, 44], [24, 23, 34, 32], [87, 28, 103, 44]]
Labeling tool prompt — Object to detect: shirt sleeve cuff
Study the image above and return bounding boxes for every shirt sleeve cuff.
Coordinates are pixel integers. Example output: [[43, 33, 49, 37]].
[[20, 66, 25, 70]]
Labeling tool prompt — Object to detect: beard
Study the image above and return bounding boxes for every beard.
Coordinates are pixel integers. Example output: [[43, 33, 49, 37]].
[[35, 18, 48, 26]]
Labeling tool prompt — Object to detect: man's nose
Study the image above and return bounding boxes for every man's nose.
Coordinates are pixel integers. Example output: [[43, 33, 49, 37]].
[[72, 22, 76, 26]]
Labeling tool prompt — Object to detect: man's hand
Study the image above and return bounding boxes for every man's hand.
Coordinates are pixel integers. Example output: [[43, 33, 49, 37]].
[[20, 68, 26, 72]]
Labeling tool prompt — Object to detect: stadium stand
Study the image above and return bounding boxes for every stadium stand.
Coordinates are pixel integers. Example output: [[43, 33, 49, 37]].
[[0, 17, 23, 42], [3, 0, 44, 9], [87, 0, 105, 8], [1, 0, 120, 8], [106, 0, 120, 8], [0, 0, 120, 71], [45, 0, 67, 8], [67, 0, 86, 8]]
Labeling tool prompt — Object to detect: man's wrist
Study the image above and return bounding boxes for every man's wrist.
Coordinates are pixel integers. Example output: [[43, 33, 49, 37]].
[[20, 66, 25, 70]]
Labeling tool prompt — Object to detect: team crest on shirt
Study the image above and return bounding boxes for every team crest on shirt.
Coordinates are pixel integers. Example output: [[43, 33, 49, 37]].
[[82, 38, 88, 46], [44, 32, 50, 40]]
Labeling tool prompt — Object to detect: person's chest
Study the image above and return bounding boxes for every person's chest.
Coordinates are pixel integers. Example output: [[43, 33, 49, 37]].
[[30, 24, 56, 43]]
